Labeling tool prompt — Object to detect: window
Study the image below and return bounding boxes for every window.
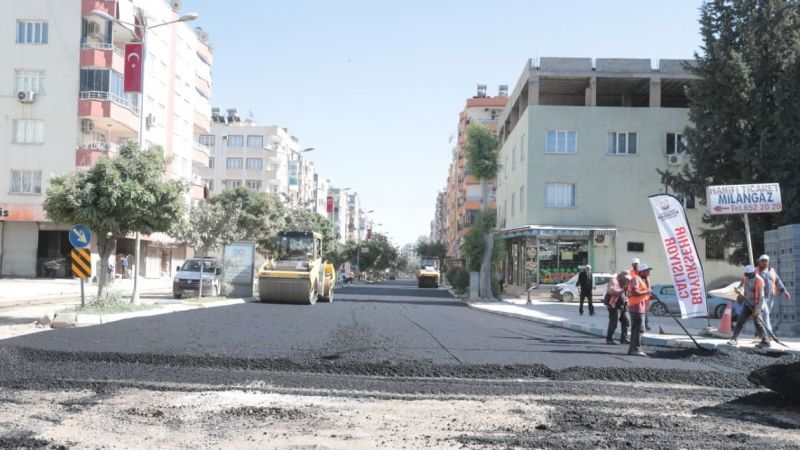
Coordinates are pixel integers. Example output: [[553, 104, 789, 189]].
[[204, 179, 214, 192], [79, 69, 109, 92], [608, 132, 638, 155], [226, 158, 243, 169], [12, 120, 44, 144], [227, 135, 244, 147], [666, 132, 686, 155], [246, 180, 262, 190], [225, 180, 242, 189], [706, 233, 725, 260], [17, 21, 48, 44], [627, 242, 645, 252], [545, 183, 575, 207], [270, 163, 279, 172], [208, 157, 215, 169], [246, 135, 263, 148], [511, 146, 516, 170], [246, 158, 263, 170], [271, 185, 279, 194], [545, 130, 577, 154], [519, 186, 525, 213], [14, 70, 45, 93], [675, 192, 696, 209], [661, 286, 676, 296], [11, 170, 42, 194], [198, 135, 215, 146], [520, 134, 526, 161], [511, 193, 516, 217]]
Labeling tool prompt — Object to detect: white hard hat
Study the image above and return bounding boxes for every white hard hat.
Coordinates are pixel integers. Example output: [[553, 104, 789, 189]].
[[631, 258, 640, 264], [758, 254, 770, 261], [744, 265, 756, 274], [638, 263, 652, 272]]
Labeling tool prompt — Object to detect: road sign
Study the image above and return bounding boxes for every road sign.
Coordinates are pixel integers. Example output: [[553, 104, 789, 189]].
[[69, 224, 93, 249], [71, 248, 92, 279], [360, 247, 369, 254], [706, 183, 782, 215]]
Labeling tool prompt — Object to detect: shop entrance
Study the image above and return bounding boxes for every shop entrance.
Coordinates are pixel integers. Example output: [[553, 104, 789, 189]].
[[537, 239, 589, 284], [37, 230, 71, 278]]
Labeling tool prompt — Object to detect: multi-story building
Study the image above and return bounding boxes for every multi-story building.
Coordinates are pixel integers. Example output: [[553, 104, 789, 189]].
[[346, 193, 361, 242], [0, 0, 212, 278], [328, 187, 349, 243], [313, 174, 330, 217], [444, 85, 508, 259], [430, 191, 447, 243], [495, 57, 738, 292], [198, 111, 320, 208]]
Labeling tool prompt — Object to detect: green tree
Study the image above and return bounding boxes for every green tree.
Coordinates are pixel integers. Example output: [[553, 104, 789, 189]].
[[465, 122, 501, 299], [414, 239, 447, 269], [284, 206, 342, 263], [210, 188, 285, 252], [43, 143, 186, 300], [663, 0, 800, 263]]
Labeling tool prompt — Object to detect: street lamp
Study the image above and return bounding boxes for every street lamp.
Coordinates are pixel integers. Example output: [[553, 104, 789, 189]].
[[91, 9, 198, 303]]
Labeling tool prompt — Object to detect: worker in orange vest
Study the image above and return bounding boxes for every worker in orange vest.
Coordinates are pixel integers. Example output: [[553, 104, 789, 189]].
[[729, 265, 770, 348], [626, 262, 653, 357]]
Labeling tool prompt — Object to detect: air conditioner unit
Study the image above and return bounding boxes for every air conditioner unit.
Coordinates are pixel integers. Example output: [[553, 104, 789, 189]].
[[145, 114, 156, 129], [668, 154, 684, 165], [594, 234, 609, 247], [81, 119, 94, 133], [17, 90, 35, 103]]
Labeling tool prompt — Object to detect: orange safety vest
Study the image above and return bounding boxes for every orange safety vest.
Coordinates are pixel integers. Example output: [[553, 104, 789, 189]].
[[627, 275, 650, 307]]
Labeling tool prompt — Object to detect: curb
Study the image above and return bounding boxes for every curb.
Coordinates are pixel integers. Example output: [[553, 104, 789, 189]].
[[466, 302, 800, 354]]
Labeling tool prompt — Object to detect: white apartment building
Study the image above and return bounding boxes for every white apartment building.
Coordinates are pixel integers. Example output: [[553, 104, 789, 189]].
[[197, 110, 321, 208], [496, 57, 739, 292], [313, 175, 330, 217], [328, 187, 349, 243], [0, 0, 212, 278]]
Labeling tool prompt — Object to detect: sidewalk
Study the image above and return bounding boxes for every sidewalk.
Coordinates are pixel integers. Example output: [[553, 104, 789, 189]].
[[467, 289, 800, 354], [0, 277, 173, 309]]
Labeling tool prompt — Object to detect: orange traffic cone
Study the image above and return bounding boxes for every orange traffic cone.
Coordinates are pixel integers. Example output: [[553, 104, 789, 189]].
[[717, 301, 733, 335]]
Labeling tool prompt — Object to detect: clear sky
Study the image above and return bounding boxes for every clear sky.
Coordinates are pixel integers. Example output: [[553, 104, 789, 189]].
[[187, 0, 704, 247]]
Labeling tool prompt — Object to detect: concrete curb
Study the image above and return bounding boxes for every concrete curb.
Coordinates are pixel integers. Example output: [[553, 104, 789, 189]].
[[466, 302, 800, 354], [51, 297, 251, 328]]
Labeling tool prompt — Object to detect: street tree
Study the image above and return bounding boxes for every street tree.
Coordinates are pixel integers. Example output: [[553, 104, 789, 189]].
[[210, 188, 285, 252], [465, 122, 501, 299], [43, 144, 186, 300], [414, 239, 447, 268], [284, 206, 342, 263], [662, 0, 800, 263], [342, 233, 397, 276], [175, 201, 240, 298]]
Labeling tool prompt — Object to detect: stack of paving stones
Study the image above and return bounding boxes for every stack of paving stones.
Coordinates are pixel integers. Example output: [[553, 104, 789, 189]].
[[765, 224, 800, 335]]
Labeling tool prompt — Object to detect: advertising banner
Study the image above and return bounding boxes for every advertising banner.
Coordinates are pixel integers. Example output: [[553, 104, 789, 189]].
[[288, 160, 299, 187], [223, 241, 255, 297], [648, 194, 708, 319], [706, 183, 782, 215]]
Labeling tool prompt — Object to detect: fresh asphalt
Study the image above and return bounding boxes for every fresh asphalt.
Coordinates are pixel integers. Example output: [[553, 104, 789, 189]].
[[0, 279, 794, 393]]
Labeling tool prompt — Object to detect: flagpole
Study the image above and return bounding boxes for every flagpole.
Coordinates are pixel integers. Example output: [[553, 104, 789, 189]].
[[131, 22, 147, 305]]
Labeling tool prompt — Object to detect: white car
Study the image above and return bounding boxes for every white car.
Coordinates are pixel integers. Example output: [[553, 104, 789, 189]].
[[550, 272, 616, 302]]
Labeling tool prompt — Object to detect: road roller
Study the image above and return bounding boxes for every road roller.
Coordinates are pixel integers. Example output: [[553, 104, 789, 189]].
[[417, 257, 441, 288], [257, 231, 335, 304]]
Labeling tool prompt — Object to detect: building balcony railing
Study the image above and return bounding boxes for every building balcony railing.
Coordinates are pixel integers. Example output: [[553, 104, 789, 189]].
[[79, 91, 140, 115], [75, 140, 119, 167], [81, 41, 124, 57]]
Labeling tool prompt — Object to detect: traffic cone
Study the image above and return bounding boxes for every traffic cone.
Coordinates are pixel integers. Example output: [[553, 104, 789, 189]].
[[712, 301, 733, 338]]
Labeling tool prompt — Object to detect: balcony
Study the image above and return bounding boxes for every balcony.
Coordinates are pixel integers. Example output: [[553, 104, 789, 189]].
[[80, 42, 124, 72], [75, 140, 119, 167], [78, 91, 140, 133], [192, 141, 211, 168]]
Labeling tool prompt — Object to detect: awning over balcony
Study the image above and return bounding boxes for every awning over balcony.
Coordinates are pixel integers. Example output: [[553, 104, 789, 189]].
[[501, 225, 617, 239]]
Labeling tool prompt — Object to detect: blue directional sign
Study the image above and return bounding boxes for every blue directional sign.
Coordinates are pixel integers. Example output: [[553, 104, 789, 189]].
[[69, 224, 92, 249]]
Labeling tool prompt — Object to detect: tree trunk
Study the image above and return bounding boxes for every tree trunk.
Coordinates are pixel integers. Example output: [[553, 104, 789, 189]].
[[479, 178, 493, 299], [96, 234, 116, 300]]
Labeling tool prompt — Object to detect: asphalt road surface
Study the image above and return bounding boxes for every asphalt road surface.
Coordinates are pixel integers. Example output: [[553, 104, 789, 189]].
[[1, 279, 799, 449]]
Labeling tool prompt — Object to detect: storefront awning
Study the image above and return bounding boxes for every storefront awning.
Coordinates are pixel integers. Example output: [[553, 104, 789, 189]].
[[501, 225, 617, 239]]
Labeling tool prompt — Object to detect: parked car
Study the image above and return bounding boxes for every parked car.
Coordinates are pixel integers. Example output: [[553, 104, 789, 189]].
[[650, 284, 733, 319], [550, 272, 615, 302], [173, 257, 223, 298]]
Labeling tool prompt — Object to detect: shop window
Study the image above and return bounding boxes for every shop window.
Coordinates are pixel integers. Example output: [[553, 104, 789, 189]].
[[627, 242, 645, 252]]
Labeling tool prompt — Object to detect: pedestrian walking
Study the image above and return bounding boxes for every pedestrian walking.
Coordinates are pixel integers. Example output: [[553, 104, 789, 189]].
[[626, 262, 653, 357], [578, 264, 594, 316], [120, 254, 129, 279], [728, 265, 770, 348], [756, 254, 790, 334], [605, 271, 631, 345]]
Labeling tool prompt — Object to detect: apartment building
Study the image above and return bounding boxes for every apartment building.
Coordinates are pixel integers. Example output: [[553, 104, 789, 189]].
[[430, 191, 447, 244], [495, 57, 738, 291], [0, 0, 212, 278], [444, 85, 508, 259], [197, 110, 322, 208], [328, 187, 349, 243]]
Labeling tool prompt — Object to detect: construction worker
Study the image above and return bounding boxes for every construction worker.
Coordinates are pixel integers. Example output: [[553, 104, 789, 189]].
[[626, 262, 653, 357], [605, 271, 631, 345], [729, 265, 769, 348], [627, 258, 640, 278], [756, 254, 790, 334]]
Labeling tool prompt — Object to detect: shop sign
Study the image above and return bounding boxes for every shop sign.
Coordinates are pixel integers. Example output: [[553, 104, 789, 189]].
[[0, 204, 46, 221]]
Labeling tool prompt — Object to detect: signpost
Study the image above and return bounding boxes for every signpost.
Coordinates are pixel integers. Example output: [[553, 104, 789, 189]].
[[69, 224, 93, 307], [706, 183, 782, 265]]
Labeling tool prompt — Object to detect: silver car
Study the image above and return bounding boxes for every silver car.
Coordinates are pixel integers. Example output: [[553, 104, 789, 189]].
[[172, 258, 222, 298], [550, 272, 615, 302]]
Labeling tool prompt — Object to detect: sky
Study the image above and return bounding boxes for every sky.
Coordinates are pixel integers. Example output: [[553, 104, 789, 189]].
[[186, 0, 705, 247]]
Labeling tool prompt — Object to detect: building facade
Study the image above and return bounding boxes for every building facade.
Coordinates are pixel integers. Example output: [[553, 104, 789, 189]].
[[444, 86, 508, 259], [495, 57, 738, 291], [0, 0, 212, 278]]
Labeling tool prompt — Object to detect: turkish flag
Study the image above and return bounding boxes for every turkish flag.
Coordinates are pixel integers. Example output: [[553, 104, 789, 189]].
[[367, 228, 372, 240], [124, 42, 143, 93], [326, 196, 334, 213]]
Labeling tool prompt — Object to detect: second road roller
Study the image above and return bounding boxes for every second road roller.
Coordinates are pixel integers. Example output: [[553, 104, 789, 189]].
[[257, 231, 335, 304]]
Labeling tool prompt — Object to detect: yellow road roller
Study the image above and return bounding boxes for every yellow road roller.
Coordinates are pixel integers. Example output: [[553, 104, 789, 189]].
[[417, 257, 440, 288], [257, 231, 335, 304]]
